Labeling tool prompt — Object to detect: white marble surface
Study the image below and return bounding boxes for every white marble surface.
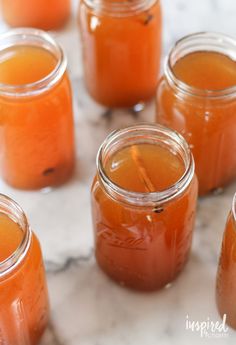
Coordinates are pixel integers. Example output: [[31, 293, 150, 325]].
[[0, 0, 236, 344]]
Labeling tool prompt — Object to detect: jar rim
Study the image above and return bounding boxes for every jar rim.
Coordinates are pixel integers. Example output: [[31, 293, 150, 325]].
[[0, 28, 67, 98], [82, 0, 158, 17], [0, 194, 31, 277], [233, 192, 236, 223], [97, 123, 195, 207], [165, 31, 236, 100]]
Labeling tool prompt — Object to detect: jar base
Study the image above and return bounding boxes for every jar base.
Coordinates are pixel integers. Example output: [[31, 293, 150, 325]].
[[85, 85, 154, 110], [96, 257, 185, 292], [1, 163, 75, 191], [199, 186, 226, 197]]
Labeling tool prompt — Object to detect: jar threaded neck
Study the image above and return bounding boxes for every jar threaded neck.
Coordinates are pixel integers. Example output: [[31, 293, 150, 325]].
[[83, 0, 158, 16]]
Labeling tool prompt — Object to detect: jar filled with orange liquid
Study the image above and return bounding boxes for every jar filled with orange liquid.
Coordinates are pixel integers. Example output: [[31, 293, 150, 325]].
[[156, 32, 236, 195], [0, 29, 75, 190], [0, 0, 71, 30], [91, 124, 198, 291], [78, 0, 162, 108], [0, 194, 49, 345], [216, 192, 236, 329]]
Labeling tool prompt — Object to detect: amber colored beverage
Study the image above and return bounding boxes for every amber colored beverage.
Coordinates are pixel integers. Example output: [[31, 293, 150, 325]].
[[0, 0, 70, 30], [156, 32, 236, 195], [0, 194, 49, 345], [216, 194, 236, 329], [79, 0, 162, 108], [105, 144, 186, 192], [173, 52, 236, 90], [0, 213, 23, 262], [0, 29, 75, 190], [0, 46, 57, 85], [91, 124, 198, 291]]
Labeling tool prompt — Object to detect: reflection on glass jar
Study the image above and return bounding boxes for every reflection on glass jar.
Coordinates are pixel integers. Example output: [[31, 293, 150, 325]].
[[0, 29, 75, 190], [78, 0, 162, 108], [91, 124, 198, 291], [216, 193, 236, 330], [0, 0, 71, 30], [156, 32, 236, 195], [0, 194, 49, 345]]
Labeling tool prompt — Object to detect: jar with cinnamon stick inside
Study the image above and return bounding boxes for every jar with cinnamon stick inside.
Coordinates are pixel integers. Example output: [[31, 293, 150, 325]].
[[91, 124, 198, 291]]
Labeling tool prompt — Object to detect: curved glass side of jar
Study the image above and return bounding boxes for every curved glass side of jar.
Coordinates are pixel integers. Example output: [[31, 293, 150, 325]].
[[91, 124, 198, 291], [78, 0, 162, 108], [0, 0, 71, 30], [216, 193, 236, 329], [156, 32, 236, 195], [0, 194, 49, 345], [0, 29, 75, 190]]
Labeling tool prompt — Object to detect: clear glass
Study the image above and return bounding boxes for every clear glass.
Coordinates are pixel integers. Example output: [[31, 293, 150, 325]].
[[91, 123, 198, 291], [156, 32, 236, 195], [216, 192, 236, 329], [0, 194, 49, 345], [78, 0, 162, 108], [0, 0, 71, 30], [0, 28, 75, 190]]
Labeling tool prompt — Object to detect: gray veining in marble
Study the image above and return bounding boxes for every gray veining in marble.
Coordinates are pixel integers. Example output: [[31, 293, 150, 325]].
[[0, 0, 236, 344]]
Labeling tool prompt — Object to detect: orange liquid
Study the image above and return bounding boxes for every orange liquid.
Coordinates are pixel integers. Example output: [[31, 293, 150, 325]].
[[105, 144, 185, 192], [0, 213, 49, 345], [0, 45, 75, 190], [0, 213, 23, 262], [173, 52, 236, 90], [216, 212, 236, 329], [0, 0, 70, 30], [156, 51, 236, 195], [0, 46, 57, 85], [91, 143, 198, 290], [79, 0, 162, 107]]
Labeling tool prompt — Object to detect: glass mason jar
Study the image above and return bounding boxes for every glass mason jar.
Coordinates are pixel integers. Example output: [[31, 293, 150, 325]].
[[0, 29, 75, 190], [78, 0, 162, 108], [216, 192, 236, 330], [156, 32, 236, 195], [0, 194, 49, 345], [91, 124, 198, 291], [0, 0, 71, 30]]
